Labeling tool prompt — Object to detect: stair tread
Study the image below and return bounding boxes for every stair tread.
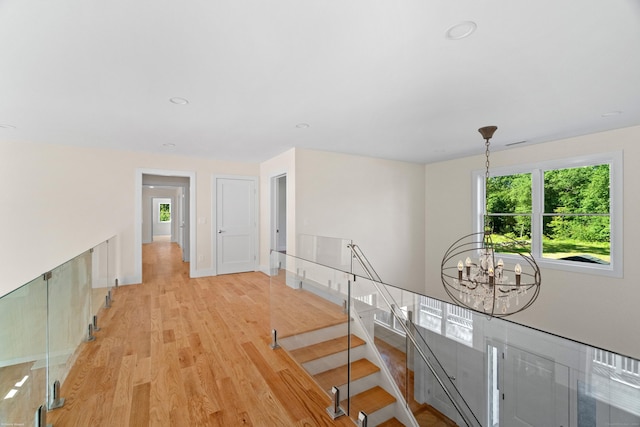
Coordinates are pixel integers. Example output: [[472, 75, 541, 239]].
[[314, 358, 380, 391], [378, 417, 406, 427], [341, 385, 396, 416], [289, 335, 366, 364]]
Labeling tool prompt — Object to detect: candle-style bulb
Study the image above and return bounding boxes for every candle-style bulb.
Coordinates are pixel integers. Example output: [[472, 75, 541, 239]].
[[457, 260, 464, 280], [515, 263, 522, 285]]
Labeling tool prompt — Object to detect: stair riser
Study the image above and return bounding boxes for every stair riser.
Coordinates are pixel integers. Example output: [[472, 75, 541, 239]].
[[333, 371, 382, 400], [302, 345, 367, 375]]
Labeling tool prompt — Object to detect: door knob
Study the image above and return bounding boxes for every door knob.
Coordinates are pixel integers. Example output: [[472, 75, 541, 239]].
[[218, 229, 225, 234]]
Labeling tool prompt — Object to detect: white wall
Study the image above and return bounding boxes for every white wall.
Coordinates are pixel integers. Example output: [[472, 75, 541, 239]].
[[294, 148, 426, 293], [0, 140, 258, 297], [425, 125, 640, 359]]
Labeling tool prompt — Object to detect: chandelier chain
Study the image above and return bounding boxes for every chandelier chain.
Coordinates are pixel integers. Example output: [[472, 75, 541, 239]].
[[484, 138, 491, 233]]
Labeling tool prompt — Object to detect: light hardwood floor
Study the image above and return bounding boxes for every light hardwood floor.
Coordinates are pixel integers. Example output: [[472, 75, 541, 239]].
[[47, 242, 355, 426]]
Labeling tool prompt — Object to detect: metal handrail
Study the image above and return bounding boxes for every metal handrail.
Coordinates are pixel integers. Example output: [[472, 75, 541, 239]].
[[347, 243, 482, 427]]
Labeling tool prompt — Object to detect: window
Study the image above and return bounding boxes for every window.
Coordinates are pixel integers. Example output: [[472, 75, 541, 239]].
[[159, 203, 171, 223], [474, 152, 622, 277], [417, 296, 474, 347], [374, 306, 408, 335]]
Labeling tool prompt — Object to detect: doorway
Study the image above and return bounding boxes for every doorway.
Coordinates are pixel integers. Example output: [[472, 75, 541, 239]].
[[151, 197, 172, 242], [271, 173, 287, 253], [487, 342, 570, 427], [135, 169, 195, 283]]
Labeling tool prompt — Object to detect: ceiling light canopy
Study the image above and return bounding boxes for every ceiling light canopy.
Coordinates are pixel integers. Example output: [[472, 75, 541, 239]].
[[445, 21, 477, 40], [169, 97, 189, 105]]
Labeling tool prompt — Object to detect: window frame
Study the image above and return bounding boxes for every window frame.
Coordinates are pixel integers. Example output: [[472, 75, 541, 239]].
[[159, 202, 172, 223], [472, 151, 623, 278]]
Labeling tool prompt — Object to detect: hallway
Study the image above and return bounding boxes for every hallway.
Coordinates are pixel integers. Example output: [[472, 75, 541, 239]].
[[48, 242, 353, 426]]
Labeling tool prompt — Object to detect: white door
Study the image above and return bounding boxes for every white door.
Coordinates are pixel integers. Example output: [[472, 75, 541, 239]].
[[501, 345, 569, 427], [216, 176, 257, 275]]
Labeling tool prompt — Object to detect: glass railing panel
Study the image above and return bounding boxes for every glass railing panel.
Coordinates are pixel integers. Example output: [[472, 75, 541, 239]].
[[296, 234, 353, 272], [0, 276, 47, 426], [350, 275, 481, 426], [91, 240, 110, 319], [402, 286, 640, 427], [269, 251, 352, 416], [47, 249, 93, 408], [108, 235, 117, 293]]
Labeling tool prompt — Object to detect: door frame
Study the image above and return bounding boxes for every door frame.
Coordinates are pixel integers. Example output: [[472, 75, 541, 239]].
[[271, 173, 287, 253], [213, 174, 259, 275], [135, 168, 196, 283]]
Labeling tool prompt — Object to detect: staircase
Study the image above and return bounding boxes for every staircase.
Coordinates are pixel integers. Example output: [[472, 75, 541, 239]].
[[279, 320, 412, 426]]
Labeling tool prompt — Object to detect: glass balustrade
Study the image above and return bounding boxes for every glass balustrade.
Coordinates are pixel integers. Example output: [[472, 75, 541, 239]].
[[270, 245, 640, 427], [0, 276, 47, 426], [270, 249, 354, 420], [91, 240, 111, 320], [0, 237, 115, 425]]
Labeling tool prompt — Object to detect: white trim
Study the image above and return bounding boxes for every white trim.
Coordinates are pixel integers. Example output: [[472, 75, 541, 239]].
[[192, 268, 216, 278], [270, 171, 287, 253], [472, 151, 623, 278], [116, 276, 140, 286], [212, 174, 259, 274], [135, 168, 197, 281]]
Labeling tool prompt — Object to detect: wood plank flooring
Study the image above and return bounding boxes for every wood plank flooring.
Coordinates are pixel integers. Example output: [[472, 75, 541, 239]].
[[47, 242, 354, 426]]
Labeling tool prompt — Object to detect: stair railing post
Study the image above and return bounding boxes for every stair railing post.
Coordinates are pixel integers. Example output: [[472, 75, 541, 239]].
[[35, 404, 50, 427], [86, 323, 96, 342], [326, 386, 345, 419], [92, 314, 100, 332], [49, 379, 65, 409], [358, 411, 368, 427], [270, 329, 280, 349]]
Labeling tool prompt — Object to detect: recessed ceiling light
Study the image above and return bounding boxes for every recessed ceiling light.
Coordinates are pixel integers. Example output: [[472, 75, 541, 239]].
[[149, 186, 155, 189], [295, 123, 310, 129], [445, 21, 477, 40], [0, 124, 16, 129], [169, 97, 189, 105], [163, 143, 176, 148], [601, 110, 622, 117]]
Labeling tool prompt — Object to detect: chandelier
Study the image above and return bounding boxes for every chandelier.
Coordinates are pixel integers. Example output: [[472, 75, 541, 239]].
[[440, 126, 541, 317]]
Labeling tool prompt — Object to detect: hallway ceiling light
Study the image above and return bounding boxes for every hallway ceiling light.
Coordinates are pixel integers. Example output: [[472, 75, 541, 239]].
[[441, 126, 541, 317], [169, 97, 189, 105], [295, 123, 310, 128], [445, 21, 477, 40]]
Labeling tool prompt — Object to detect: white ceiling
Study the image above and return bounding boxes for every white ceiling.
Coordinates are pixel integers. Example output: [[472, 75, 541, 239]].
[[1, 0, 639, 164]]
